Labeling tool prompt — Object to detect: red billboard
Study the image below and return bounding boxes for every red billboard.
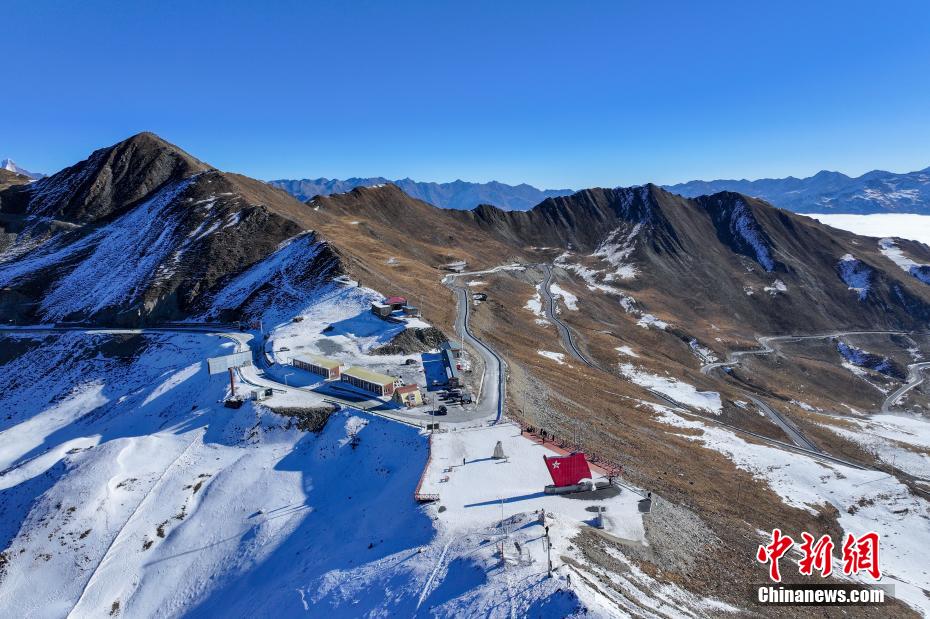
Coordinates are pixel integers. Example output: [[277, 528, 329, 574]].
[[543, 453, 592, 487]]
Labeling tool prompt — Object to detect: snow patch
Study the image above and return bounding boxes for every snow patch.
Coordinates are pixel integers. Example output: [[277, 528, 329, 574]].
[[548, 283, 578, 311], [763, 279, 787, 295], [731, 199, 775, 271], [837, 254, 871, 300], [537, 350, 566, 364], [615, 345, 638, 357], [619, 363, 722, 414]]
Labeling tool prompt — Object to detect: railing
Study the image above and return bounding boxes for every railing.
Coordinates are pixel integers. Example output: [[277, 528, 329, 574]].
[[413, 433, 439, 502], [517, 422, 623, 477]]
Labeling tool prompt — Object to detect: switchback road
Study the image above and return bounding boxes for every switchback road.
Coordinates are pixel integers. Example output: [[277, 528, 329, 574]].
[[539, 263, 598, 370]]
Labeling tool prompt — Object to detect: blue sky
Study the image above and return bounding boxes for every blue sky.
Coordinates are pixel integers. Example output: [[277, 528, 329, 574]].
[[3, 1, 929, 188]]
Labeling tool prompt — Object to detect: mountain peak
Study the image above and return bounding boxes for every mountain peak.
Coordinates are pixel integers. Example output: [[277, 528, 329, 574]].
[[18, 133, 213, 223], [1, 158, 44, 180]]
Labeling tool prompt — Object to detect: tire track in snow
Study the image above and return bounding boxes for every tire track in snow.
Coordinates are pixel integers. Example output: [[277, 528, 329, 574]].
[[66, 429, 205, 618], [416, 536, 455, 611]]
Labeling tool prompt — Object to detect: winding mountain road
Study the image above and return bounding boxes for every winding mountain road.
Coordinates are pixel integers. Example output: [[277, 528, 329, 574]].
[[701, 331, 916, 376], [443, 276, 505, 423], [882, 361, 930, 414], [701, 330, 930, 416], [540, 264, 598, 369]]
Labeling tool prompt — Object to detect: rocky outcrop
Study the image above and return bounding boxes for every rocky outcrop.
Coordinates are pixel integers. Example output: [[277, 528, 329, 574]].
[[371, 327, 448, 355]]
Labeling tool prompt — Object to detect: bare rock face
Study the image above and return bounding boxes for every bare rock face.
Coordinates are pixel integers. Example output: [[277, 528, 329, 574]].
[[371, 326, 448, 355], [3, 132, 211, 223]]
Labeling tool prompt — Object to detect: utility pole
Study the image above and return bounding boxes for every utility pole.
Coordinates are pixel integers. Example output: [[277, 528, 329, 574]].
[[228, 367, 236, 398]]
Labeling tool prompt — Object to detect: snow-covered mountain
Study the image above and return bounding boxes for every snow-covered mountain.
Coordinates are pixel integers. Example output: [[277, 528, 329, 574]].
[[0, 133, 340, 325], [666, 166, 930, 214], [269, 177, 573, 211], [1, 159, 44, 180]]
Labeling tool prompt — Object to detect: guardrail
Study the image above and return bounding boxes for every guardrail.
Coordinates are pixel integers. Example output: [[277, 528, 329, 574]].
[[517, 422, 623, 477]]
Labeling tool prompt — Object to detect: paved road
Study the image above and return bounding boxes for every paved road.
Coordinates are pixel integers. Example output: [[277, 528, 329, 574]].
[[747, 395, 820, 452], [448, 283, 504, 423], [700, 329, 930, 449], [882, 361, 930, 414], [540, 264, 598, 369], [701, 330, 919, 376]]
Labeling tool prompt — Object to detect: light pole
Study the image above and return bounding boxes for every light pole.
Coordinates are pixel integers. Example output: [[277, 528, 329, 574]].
[[545, 525, 552, 577]]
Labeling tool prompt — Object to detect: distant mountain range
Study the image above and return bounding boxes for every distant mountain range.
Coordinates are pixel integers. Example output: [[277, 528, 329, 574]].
[[664, 166, 930, 214], [272, 166, 930, 215], [268, 177, 573, 211], [1, 158, 44, 180]]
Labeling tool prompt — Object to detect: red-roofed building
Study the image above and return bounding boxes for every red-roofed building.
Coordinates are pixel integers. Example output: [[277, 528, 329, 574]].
[[385, 296, 407, 310]]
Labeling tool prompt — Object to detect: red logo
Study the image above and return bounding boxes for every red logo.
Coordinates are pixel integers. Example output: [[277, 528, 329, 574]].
[[842, 532, 881, 580], [756, 528, 794, 582], [798, 533, 834, 577], [757, 530, 881, 582]]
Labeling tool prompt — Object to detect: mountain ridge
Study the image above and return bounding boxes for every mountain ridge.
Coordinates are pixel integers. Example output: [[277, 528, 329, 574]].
[[0, 132, 339, 325], [270, 176, 573, 211], [665, 165, 930, 214]]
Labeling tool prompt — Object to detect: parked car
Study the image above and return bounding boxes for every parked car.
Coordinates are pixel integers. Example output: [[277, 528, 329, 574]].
[[405, 358, 418, 365], [436, 405, 448, 416], [460, 392, 473, 404]]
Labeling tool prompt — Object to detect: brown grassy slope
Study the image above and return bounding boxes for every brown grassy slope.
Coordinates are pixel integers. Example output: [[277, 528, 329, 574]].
[[463, 269, 917, 616], [282, 188, 923, 613], [0, 169, 30, 192], [286, 184, 544, 329]]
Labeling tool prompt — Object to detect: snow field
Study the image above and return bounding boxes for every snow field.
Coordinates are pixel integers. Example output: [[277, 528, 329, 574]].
[[421, 424, 643, 537], [808, 213, 930, 246]]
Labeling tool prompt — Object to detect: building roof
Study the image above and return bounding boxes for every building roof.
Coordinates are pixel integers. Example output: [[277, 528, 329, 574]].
[[443, 349, 461, 378], [371, 301, 391, 309], [293, 354, 343, 370], [441, 341, 462, 351], [385, 296, 407, 305], [342, 366, 398, 385], [395, 384, 421, 394]]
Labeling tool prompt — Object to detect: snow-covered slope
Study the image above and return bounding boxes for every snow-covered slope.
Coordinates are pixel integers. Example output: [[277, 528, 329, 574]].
[[0, 326, 648, 618]]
